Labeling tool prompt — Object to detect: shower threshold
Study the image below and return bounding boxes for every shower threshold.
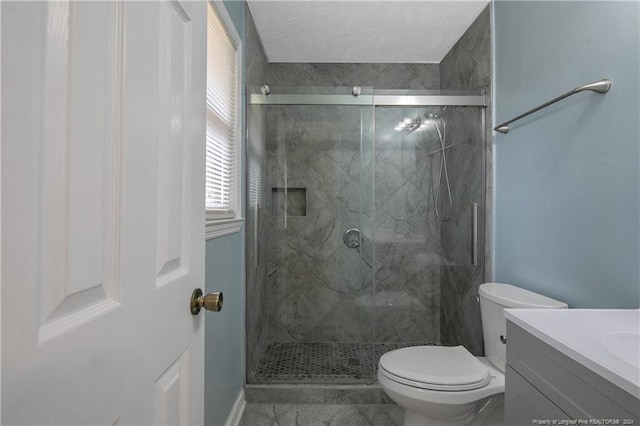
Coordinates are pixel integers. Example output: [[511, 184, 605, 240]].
[[252, 341, 432, 384]]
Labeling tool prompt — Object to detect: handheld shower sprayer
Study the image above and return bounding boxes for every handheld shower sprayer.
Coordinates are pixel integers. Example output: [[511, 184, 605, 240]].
[[425, 106, 448, 121], [431, 114, 453, 222], [393, 106, 453, 222]]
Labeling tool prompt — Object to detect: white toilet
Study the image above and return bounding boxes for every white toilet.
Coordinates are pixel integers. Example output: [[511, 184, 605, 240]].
[[378, 283, 568, 425]]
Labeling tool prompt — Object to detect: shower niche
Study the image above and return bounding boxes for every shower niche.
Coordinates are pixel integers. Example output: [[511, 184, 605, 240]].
[[245, 85, 488, 385], [271, 187, 307, 216]]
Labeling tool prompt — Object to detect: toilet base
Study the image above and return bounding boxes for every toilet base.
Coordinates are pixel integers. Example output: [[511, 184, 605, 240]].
[[402, 394, 504, 426]]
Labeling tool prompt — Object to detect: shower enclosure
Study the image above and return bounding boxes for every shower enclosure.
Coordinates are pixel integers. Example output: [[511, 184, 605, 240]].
[[246, 86, 488, 385]]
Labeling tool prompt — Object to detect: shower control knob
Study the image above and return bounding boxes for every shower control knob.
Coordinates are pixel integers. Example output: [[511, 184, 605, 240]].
[[343, 228, 361, 248]]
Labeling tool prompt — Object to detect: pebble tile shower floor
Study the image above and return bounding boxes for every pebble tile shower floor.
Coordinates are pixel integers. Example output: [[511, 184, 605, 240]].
[[254, 342, 430, 383]]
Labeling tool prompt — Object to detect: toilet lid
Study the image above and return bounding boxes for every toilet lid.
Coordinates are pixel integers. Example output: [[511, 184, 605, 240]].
[[378, 346, 491, 391]]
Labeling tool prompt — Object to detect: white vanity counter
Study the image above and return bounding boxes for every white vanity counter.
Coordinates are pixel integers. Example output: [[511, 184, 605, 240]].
[[504, 308, 640, 399]]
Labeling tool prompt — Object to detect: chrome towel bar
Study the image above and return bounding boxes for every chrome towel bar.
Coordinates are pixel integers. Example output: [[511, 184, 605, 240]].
[[494, 79, 611, 134]]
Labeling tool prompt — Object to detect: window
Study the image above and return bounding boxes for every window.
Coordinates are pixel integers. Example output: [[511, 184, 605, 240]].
[[205, 1, 241, 237], [247, 106, 263, 210]]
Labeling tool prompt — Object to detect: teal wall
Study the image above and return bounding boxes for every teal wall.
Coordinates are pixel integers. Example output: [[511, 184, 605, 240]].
[[205, 231, 244, 426], [223, 0, 244, 38], [493, 1, 640, 308], [204, 2, 246, 425]]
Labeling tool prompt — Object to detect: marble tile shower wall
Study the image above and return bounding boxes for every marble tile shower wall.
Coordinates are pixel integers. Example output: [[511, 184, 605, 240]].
[[264, 105, 376, 343], [261, 63, 450, 346], [435, 107, 486, 355], [262, 106, 451, 345], [267, 63, 439, 90], [438, 5, 491, 355], [244, 6, 270, 377]]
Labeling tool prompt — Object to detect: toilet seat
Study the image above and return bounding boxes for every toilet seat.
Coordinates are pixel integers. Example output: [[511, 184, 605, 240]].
[[378, 346, 491, 391]]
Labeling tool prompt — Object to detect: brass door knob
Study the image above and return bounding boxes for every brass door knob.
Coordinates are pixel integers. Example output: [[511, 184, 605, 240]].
[[190, 288, 223, 315]]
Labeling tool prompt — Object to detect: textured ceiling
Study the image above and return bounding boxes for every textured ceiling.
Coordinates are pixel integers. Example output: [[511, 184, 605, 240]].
[[247, 0, 490, 63]]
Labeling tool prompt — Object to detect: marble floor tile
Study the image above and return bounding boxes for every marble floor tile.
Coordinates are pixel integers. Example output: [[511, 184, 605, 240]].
[[239, 403, 404, 426]]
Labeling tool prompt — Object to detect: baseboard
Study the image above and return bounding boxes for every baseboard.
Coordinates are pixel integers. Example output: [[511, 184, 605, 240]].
[[224, 389, 246, 426]]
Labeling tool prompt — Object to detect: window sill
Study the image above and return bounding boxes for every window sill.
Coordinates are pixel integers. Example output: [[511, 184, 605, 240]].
[[205, 217, 244, 240]]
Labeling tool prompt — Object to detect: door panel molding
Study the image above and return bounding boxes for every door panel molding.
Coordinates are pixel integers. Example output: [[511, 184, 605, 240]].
[[38, 1, 124, 343], [155, 1, 192, 286]]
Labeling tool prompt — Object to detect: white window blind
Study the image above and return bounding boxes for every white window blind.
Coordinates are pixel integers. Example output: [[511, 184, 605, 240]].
[[247, 107, 263, 209], [206, 2, 238, 218]]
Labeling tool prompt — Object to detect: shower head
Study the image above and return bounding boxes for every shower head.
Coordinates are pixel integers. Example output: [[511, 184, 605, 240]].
[[394, 107, 448, 134], [394, 117, 421, 133]]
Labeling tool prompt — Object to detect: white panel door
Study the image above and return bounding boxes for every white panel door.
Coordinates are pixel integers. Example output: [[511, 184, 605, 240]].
[[1, 1, 206, 424]]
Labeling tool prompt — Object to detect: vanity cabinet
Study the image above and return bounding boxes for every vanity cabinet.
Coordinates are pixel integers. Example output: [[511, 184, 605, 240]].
[[505, 321, 640, 425]]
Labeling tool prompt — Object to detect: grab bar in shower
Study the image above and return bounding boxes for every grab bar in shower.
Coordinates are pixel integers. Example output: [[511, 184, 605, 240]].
[[494, 79, 611, 134]]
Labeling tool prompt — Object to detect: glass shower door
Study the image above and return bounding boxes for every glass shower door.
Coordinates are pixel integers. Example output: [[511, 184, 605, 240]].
[[245, 86, 376, 384], [372, 96, 487, 357]]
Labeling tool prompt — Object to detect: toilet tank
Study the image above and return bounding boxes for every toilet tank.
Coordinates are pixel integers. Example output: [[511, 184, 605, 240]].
[[479, 283, 568, 372]]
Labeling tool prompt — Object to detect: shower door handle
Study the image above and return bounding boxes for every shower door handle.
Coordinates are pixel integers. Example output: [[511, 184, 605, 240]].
[[471, 203, 478, 266]]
